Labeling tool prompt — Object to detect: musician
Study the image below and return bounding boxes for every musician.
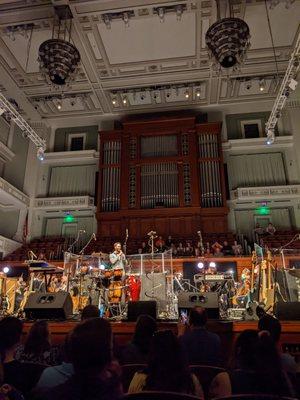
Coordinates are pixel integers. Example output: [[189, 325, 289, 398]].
[[109, 242, 126, 273]]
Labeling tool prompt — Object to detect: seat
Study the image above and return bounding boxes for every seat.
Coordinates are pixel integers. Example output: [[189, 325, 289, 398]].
[[189, 365, 225, 399], [123, 391, 200, 400], [122, 364, 146, 393], [215, 395, 297, 400]]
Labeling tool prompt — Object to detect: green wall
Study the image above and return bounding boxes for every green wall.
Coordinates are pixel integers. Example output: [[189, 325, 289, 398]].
[[0, 209, 19, 238], [3, 126, 29, 191], [226, 112, 281, 140], [54, 125, 98, 152]]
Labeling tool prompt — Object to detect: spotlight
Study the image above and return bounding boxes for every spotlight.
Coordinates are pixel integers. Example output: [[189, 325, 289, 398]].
[[175, 5, 183, 21], [37, 147, 45, 161], [184, 89, 190, 99], [3, 266, 10, 274], [195, 88, 201, 98], [57, 100, 62, 110], [103, 14, 111, 29], [112, 97, 117, 106], [209, 262, 216, 268], [123, 12, 130, 28], [266, 129, 275, 145], [259, 79, 266, 92], [245, 80, 252, 90], [122, 95, 128, 105], [158, 7, 165, 23], [100, 264, 106, 270], [197, 262, 204, 269]]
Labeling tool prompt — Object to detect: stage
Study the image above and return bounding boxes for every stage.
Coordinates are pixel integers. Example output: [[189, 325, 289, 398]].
[[21, 319, 300, 361]]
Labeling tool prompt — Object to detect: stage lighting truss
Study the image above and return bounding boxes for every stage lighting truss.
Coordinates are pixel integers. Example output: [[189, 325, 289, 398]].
[[0, 92, 46, 152], [265, 30, 300, 144]]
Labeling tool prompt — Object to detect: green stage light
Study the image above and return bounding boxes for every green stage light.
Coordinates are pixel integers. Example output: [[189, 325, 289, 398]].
[[255, 206, 270, 215], [64, 214, 75, 223]]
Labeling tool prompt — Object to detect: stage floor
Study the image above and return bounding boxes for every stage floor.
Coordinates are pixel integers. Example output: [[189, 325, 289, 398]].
[[22, 319, 300, 361]]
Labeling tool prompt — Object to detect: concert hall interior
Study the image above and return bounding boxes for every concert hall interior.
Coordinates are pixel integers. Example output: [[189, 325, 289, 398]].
[[0, 0, 299, 399]]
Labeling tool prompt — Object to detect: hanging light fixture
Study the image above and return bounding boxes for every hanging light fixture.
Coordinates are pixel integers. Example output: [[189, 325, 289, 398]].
[[205, 1, 250, 69], [38, 5, 81, 87]]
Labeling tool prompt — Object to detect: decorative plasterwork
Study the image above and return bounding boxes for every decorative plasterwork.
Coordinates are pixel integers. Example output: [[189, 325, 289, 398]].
[[34, 196, 95, 210], [43, 149, 99, 165], [0, 177, 29, 207], [0, 141, 15, 163], [0, 235, 22, 257], [231, 184, 300, 201]]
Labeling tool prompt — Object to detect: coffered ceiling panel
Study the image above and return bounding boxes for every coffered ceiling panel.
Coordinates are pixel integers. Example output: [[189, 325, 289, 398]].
[[98, 12, 196, 64]]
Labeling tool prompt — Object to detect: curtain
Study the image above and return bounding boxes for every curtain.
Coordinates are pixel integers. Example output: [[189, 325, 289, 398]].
[[48, 165, 96, 196], [228, 153, 286, 189]]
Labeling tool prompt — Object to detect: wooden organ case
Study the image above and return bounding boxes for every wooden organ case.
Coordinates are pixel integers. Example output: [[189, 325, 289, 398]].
[[96, 115, 228, 239]]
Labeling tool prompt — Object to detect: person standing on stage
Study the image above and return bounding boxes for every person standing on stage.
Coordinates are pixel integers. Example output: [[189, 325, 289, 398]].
[[109, 242, 127, 274]]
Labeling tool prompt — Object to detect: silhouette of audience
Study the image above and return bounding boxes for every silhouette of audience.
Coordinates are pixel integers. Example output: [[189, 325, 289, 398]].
[[179, 307, 222, 366], [128, 329, 203, 397], [120, 314, 157, 365], [38, 318, 122, 400], [81, 304, 99, 320]]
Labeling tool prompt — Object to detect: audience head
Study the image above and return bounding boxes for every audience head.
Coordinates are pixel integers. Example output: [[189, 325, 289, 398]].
[[0, 317, 23, 359], [24, 320, 50, 355], [188, 306, 208, 328], [258, 314, 281, 343], [70, 318, 112, 374], [233, 329, 258, 369], [223, 240, 228, 246], [133, 314, 157, 354], [81, 304, 99, 320], [146, 330, 192, 393]]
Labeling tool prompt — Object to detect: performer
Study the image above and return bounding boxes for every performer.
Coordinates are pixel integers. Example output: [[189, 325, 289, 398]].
[[109, 242, 127, 273]]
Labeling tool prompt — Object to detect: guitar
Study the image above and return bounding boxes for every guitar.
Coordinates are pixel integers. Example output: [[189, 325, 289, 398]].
[[260, 250, 275, 311]]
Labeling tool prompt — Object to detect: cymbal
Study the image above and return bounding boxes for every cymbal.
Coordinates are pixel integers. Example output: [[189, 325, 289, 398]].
[[288, 268, 300, 278]]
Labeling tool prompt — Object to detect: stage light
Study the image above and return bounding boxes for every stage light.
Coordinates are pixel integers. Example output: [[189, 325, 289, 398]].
[[57, 100, 62, 110], [37, 147, 45, 161], [184, 89, 190, 99], [122, 95, 127, 105], [112, 97, 117, 106], [259, 79, 266, 92], [197, 262, 204, 269], [228, 269, 234, 275], [195, 89, 201, 98], [209, 262, 216, 268], [266, 129, 275, 145], [100, 264, 106, 270], [3, 266, 10, 274]]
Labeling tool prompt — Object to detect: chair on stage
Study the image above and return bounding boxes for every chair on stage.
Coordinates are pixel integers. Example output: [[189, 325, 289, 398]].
[[123, 391, 200, 400], [121, 364, 146, 393], [214, 395, 298, 400], [189, 365, 225, 399]]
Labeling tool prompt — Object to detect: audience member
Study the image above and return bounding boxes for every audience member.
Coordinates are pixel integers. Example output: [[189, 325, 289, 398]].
[[232, 240, 243, 256], [81, 304, 99, 320], [165, 235, 173, 248], [179, 307, 221, 366], [209, 329, 295, 398], [0, 317, 45, 398], [254, 223, 265, 241], [222, 240, 233, 256], [128, 330, 203, 398], [213, 247, 224, 257], [141, 242, 149, 254], [185, 242, 194, 256], [0, 355, 24, 400], [34, 334, 74, 392], [39, 318, 122, 400], [120, 315, 157, 364], [258, 314, 297, 375], [266, 222, 276, 235], [155, 236, 165, 251], [204, 242, 212, 257], [16, 320, 59, 366], [211, 240, 222, 254], [177, 242, 185, 256]]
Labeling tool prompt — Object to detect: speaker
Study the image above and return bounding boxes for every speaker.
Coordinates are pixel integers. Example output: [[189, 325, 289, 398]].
[[274, 301, 300, 321], [24, 292, 73, 320], [127, 301, 157, 322], [178, 292, 219, 319], [140, 273, 166, 302]]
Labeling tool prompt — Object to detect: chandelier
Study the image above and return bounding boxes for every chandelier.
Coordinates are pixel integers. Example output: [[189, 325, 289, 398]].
[[205, 7, 250, 69], [38, 6, 80, 87]]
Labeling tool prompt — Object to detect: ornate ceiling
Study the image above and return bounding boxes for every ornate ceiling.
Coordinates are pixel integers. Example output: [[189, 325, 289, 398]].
[[0, 0, 299, 121]]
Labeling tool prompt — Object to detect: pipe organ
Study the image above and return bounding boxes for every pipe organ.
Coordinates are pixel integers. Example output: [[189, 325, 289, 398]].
[[97, 115, 228, 238]]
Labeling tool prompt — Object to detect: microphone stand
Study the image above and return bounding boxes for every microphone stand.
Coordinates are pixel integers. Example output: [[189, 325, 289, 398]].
[[79, 233, 96, 255]]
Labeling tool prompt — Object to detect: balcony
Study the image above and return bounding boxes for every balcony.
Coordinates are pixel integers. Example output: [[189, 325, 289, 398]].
[[231, 184, 300, 201], [0, 177, 29, 208], [0, 141, 14, 163], [43, 150, 99, 165], [33, 196, 95, 210]]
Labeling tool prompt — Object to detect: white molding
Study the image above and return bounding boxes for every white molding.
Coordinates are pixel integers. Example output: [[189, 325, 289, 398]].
[[0, 177, 29, 207], [222, 135, 293, 152], [67, 132, 87, 151], [240, 119, 263, 139], [0, 235, 22, 258], [231, 184, 300, 202], [0, 140, 15, 163], [42, 149, 99, 165], [33, 196, 95, 210]]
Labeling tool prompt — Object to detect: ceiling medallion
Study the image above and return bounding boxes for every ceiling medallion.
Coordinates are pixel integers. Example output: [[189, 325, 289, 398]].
[[205, 17, 250, 69], [38, 5, 80, 87]]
